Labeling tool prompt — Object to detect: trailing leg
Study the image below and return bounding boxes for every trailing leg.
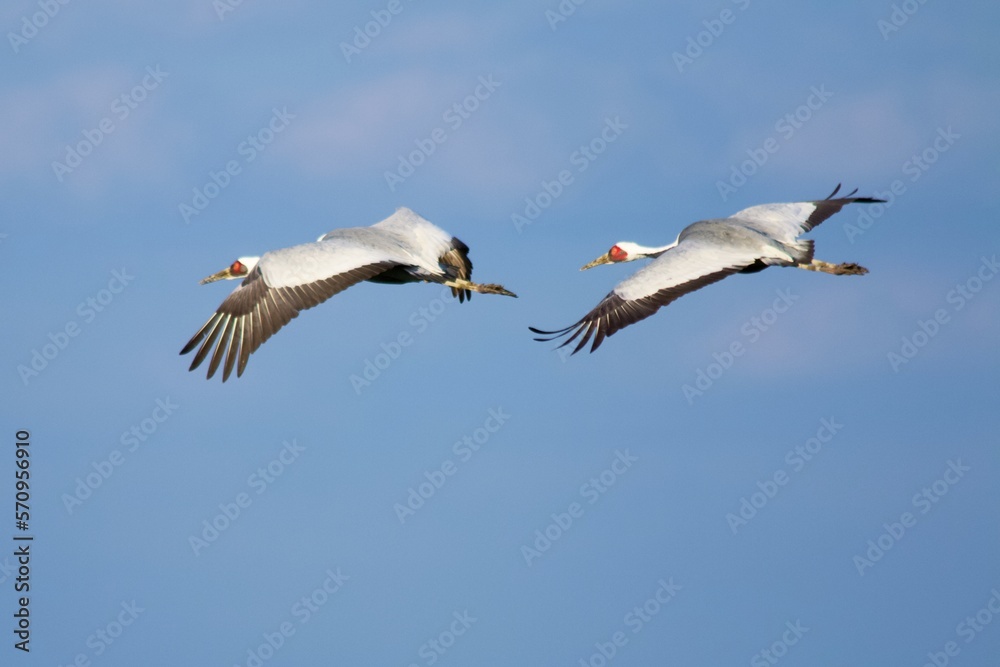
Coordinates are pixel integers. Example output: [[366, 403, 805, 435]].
[[796, 259, 868, 275], [444, 277, 518, 297]]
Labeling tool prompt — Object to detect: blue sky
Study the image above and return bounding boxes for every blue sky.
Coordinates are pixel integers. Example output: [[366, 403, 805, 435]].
[[3, 1, 999, 665]]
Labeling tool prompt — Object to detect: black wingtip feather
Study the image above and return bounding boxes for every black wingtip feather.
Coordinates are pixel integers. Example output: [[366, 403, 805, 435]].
[[534, 269, 740, 356], [181, 261, 397, 382]]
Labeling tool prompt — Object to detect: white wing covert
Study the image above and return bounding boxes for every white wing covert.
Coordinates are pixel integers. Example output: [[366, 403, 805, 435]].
[[730, 184, 880, 243]]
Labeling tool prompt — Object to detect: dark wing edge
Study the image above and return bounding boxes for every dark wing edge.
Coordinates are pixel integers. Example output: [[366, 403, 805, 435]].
[[529, 268, 740, 355], [180, 261, 397, 382], [802, 183, 887, 232], [439, 236, 472, 303]]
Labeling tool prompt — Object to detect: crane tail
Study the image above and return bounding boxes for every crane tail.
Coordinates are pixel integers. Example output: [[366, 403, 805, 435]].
[[450, 286, 471, 303]]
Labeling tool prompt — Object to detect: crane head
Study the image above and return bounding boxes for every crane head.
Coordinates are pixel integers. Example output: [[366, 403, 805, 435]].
[[581, 242, 645, 270], [199, 256, 260, 284]]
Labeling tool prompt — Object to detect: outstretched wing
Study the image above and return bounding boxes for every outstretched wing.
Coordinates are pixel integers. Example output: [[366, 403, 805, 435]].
[[730, 184, 885, 243], [181, 239, 401, 381], [530, 237, 759, 354]]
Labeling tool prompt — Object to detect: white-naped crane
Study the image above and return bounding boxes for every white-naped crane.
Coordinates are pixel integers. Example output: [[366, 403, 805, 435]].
[[181, 207, 516, 381], [531, 185, 884, 355]]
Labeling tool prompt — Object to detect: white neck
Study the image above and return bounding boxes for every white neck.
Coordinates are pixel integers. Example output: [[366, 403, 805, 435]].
[[636, 241, 677, 258]]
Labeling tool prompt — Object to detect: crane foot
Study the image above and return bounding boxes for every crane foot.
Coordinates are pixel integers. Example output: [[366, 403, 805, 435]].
[[798, 260, 869, 276], [445, 278, 518, 297]]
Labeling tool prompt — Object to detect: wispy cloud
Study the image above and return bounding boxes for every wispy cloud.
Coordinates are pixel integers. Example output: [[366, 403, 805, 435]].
[[0, 65, 179, 196]]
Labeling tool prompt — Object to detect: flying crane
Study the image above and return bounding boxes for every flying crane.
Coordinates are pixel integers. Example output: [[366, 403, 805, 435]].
[[531, 185, 884, 354], [181, 208, 516, 381]]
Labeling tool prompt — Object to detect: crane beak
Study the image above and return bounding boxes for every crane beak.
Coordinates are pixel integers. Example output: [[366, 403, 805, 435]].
[[581, 253, 612, 271], [199, 267, 238, 284]]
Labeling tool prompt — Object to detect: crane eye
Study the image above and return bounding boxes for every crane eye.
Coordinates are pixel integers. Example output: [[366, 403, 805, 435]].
[[609, 245, 628, 261], [231, 260, 245, 274]]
